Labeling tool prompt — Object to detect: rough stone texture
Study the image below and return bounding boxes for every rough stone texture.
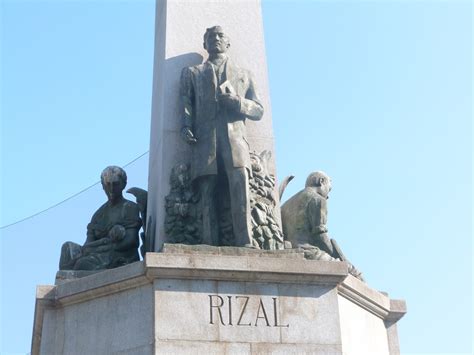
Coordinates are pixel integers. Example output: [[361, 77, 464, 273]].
[[154, 280, 339, 345], [385, 299, 407, 355], [32, 248, 406, 355], [147, 0, 279, 252], [55, 270, 102, 285], [37, 284, 154, 355], [385, 319, 401, 355]]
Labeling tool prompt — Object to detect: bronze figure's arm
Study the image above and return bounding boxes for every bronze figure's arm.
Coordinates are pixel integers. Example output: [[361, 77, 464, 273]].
[[239, 75, 264, 120], [306, 198, 328, 236]]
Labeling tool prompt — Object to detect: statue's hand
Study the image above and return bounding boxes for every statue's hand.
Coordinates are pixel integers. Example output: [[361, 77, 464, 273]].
[[109, 225, 126, 242], [218, 93, 240, 112], [82, 237, 111, 253], [181, 127, 197, 144]]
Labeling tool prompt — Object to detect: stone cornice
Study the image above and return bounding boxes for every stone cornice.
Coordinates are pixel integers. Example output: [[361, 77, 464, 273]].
[[338, 275, 407, 322]]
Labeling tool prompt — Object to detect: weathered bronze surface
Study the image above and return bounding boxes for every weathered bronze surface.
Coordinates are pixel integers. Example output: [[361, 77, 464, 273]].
[[165, 150, 284, 250], [281, 171, 364, 280], [59, 166, 142, 270], [179, 26, 264, 247], [248, 151, 283, 250], [164, 163, 200, 244]]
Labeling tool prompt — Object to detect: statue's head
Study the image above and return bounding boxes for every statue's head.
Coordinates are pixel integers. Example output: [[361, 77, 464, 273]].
[[305, 171, 332, 198], [203, 26, 230, 55], [101, 166, 127, 203]]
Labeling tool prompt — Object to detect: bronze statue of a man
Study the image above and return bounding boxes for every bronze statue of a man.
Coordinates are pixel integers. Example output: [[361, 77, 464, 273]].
[[281, 171, 364, 280], [281, 172, 334, 253], [59, 166, 142, 270], [180, 26, 263, 246]]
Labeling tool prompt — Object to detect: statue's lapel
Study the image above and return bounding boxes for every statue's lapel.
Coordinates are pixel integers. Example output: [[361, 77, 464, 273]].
[[224, 59, 234, 86], [224, 60, 243, 95]]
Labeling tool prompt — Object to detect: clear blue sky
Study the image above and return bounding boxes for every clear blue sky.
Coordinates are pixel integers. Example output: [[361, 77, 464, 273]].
[[1, 0, 472, 354]]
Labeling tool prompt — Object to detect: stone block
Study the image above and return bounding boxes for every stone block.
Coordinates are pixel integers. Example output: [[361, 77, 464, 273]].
[[32, 248, 406, 355], [338, 295, 390, 354], [155, 340, 251, 355], [147, 0, 281, 252], [38, 284, 154, 355]]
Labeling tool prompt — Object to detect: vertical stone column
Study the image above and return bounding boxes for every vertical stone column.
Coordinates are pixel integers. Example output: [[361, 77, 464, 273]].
[[147, 0, 279, 252]]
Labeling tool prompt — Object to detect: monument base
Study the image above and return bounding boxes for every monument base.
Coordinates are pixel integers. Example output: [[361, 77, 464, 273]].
[[32, 245, 406, 355]]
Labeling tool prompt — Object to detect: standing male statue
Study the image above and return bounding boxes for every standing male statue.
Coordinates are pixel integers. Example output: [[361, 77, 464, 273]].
[[180, 26, 264, 247]]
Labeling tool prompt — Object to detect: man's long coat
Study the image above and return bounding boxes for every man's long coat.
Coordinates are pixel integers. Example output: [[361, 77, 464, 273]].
[[180, 60, 264, 180]]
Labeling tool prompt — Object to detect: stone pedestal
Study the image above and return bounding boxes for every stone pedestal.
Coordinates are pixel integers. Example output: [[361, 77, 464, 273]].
[[147, 0, 280, 252], [32, 246, 406, 354]]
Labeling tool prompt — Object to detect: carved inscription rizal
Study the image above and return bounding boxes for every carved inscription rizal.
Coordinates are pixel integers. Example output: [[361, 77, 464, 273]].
[[208, 295, 289, 327]]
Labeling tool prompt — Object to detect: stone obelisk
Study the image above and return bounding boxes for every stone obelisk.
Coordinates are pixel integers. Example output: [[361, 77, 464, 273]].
[[31, 3, 407, 354], [146, 0, 279, 252]]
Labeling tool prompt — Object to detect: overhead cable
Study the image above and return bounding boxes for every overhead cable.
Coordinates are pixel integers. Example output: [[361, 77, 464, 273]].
[[0, 150, 149, 230]]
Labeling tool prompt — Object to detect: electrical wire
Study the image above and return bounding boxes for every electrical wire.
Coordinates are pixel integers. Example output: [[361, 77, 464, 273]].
[[0, 150, 149, 230]]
